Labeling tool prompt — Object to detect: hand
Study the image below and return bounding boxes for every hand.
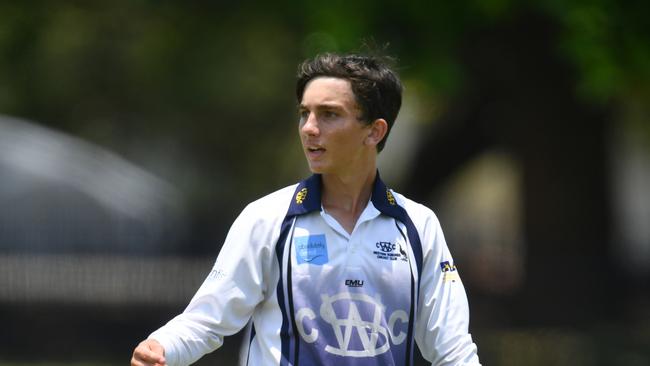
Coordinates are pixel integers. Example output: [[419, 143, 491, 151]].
[[131, 339, 167, 366]]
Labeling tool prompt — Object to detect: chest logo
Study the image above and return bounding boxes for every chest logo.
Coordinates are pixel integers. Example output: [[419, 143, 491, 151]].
[[345, 279, 364, 288], [373, 241, 407, 261], [295, 234, 328, 265], [376, 241, 396, 252], [295, 292, 408, 357]]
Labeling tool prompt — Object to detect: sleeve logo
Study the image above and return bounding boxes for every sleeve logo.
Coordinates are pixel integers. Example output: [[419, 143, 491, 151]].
[[439, 261, 459, 283]]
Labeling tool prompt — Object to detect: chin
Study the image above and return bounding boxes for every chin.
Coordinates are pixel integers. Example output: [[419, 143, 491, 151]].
[[306, 162, 328, 174], [307, 166, 324, 174]]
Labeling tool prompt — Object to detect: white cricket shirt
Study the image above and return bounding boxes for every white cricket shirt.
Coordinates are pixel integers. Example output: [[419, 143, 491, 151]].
[[150, 174, 480, 365]]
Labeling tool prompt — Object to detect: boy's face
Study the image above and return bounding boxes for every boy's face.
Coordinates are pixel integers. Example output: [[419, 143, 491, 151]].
[[298, 77, 374, 176]]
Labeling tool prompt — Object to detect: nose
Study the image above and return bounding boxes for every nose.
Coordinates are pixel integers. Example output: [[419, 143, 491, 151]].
[[301, 112, 319, 136]]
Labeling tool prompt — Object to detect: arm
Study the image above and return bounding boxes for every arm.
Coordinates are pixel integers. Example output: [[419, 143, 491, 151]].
[[414, 210, 481, 365], [146, 203, 277, 366]]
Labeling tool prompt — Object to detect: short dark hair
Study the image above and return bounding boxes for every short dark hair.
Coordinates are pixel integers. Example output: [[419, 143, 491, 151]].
[[296, 53, 403, 152]]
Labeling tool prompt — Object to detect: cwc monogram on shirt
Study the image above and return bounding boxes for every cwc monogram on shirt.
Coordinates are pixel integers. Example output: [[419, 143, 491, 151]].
[[372, 241, 408, 262], [295, 292, 409, 358], [376, 241, 396, 252]]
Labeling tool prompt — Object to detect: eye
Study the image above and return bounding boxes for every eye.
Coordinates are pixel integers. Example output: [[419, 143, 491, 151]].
[[323, 110, 338, 119], [298, 109, 309, 122]]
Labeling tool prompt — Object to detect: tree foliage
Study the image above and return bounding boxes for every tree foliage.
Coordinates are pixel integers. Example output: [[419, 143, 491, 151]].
[[0, 1, 648, 245]]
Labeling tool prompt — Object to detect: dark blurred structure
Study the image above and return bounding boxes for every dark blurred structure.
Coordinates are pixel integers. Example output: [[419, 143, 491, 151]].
[[0, 115, 209, 362], [404, 12, 614, 325], [0, 115, 185, 256], [0, 1, 648, 365], [401, 12, 649, 364]]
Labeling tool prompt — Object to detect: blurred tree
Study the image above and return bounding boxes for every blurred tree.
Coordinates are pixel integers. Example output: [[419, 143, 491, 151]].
[[1, 1, 649, 365], [295, 0, 649, 329], [0, 0, 648, 331], [0, 1, 309, 254]]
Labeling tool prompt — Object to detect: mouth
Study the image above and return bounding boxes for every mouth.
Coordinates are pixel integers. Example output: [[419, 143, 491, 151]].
[[306, 146, 326, 158]]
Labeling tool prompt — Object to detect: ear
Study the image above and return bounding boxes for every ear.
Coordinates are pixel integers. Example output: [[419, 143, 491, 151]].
[[365, 119, 388, 147]]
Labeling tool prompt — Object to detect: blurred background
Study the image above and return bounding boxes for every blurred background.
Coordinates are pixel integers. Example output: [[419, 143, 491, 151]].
[[0, 1, 648, 365]]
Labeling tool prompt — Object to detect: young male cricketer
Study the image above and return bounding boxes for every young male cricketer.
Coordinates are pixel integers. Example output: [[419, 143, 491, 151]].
[[131, 53, 481, 366]]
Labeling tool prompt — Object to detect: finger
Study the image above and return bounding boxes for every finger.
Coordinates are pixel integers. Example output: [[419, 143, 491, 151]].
[[130, 358, 154, 366], [148, 342, 166, 358], [134, 344, 166, 364], [131, 360, 165, 366], [146, 341, 166, 364], [140, 350, 166, 364]]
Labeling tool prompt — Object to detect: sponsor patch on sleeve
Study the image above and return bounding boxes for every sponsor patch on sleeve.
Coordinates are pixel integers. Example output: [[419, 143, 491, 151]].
[[440, 260, 459, 283], [295, 234, 329, 265]]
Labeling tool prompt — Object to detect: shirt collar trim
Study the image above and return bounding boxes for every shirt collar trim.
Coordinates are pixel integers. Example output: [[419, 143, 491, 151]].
[[287, 171, 404, 221]]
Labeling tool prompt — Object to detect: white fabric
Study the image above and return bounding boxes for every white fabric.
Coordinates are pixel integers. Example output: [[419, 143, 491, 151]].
[[149, 182, 480, 365]]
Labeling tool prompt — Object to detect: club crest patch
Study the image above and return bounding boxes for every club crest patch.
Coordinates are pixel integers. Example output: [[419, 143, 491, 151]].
[[296, 188, 308, 204], [295, 234, 328, 265], [386, 189, 396, 205]]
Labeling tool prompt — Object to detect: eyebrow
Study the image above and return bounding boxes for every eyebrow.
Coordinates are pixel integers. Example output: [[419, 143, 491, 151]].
[[297, 102, 345, 111]]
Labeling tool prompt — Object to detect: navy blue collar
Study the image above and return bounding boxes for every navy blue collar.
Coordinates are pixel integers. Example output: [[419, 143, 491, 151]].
[[286, 174, 322, 216], [286, 172, 406, 222]]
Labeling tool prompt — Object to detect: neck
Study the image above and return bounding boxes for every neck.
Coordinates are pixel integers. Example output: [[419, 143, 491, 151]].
[[321, 166, 377, 220]]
